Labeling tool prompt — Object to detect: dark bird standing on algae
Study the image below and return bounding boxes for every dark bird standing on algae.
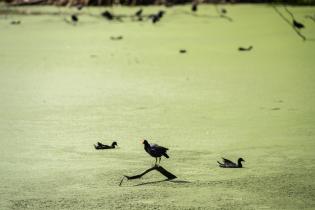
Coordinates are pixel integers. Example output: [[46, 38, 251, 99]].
[[135, 8, 143, 17], [217, 158, 245, 168], [142, 139, 169, 165], [135, 8, 143, 21], [71, 14, 78, 24], [94, 141, 118, 150], [191, 2, 198, 12], [150, 10, 165, 24], [102, 11, 114, 20]]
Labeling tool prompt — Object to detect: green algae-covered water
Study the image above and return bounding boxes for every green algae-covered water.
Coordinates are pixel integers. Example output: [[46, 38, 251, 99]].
[[0, 4, 315, 209]]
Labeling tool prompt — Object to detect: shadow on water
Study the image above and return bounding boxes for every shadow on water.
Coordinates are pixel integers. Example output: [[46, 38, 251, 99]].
[[134, 179, 191, 186]]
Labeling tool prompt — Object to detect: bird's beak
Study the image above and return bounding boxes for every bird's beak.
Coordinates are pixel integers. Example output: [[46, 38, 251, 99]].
[[141, 140, 144, 144]]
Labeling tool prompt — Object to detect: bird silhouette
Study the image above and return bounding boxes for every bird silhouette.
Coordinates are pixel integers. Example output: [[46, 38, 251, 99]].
[[135, 8, 143, 17], [150, 10, 165, 24], [102, 11, 114, 20], [71, 14, 78, 24], [77, 4, 83, 10], [110, 36, 123, 40], [191, 2, 198, 12], [152, 15, 160, 23], [94, 141, 118, 150], [142, 139, 169, 165], [293, 19, 305, 29], [179, 49, 187, 53], [238, 46, 253, 51], [217, 158, 245, 168], [157, 10, 165, 18]]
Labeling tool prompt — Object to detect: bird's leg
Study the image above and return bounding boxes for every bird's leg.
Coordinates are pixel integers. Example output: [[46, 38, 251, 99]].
[[154, 158, 158, 166], [158, 157, 161, 165]]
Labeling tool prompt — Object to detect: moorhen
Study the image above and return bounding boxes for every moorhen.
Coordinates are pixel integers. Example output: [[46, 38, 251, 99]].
[[217, 157, 245, 168], [142, 139, 169, 165]]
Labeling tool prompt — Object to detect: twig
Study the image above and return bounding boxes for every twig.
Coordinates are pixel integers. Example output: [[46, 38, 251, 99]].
[[283, 6, 294, 19], [119, 165, 177, 186], [272, 6, 306, 41]]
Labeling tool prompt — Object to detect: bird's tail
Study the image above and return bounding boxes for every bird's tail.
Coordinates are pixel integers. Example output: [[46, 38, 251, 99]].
[[163, 153, 169, 158]]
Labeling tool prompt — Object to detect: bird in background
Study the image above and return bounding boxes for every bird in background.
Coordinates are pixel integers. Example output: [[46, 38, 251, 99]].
[[71, 14, 78, 24], [191, 2, 198, 12], [102, 10, 114, 20], [221, 8, 227, 14], [142, 139, 169, 165], [76, 4, 83, 10], [238, 46, 253, 51], [217, 157, 245, 168], [293, 19, 305, 29], [135, 8, 143, 17], [94, 141, 118, 150], [10, 20, 21, 25]]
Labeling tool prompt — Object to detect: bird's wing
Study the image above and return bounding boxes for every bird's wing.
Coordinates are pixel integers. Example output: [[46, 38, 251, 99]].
[[151, 144, 168, 151], [222, 158, 236, 166]]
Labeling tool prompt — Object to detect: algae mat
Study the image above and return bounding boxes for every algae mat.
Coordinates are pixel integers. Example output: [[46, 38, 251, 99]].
[[0, 4, 315, 209]]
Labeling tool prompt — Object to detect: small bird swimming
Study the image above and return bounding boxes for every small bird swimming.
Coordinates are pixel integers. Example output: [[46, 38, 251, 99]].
[[142, 139, 169, 165], [110, 35, 123, 40], [217, 157, 245, 168], [238, 46, 253, 51], [94, 141, 118, 150], [293, 19, 305, 29], [179, 49, 187, 53]]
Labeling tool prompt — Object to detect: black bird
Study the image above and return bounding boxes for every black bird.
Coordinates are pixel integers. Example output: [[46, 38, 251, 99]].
[[142, 139, 169, 165], [152, 15, 160, 24], [135, 8, 143, 17], [10, 20, 21, 25], [217, 157, 245, 168], [102, 11, 114, 20], [157, 10, 165, 18], [191, 2, 198, 12], [293, 19, 305, 29], [179, 49, 187, 53], [110, 35, 123, 40], [71, 14, 78, 23], [238, 46, 253, 51], [94, 141, 118, 150], [151, 10, 165, 24]]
